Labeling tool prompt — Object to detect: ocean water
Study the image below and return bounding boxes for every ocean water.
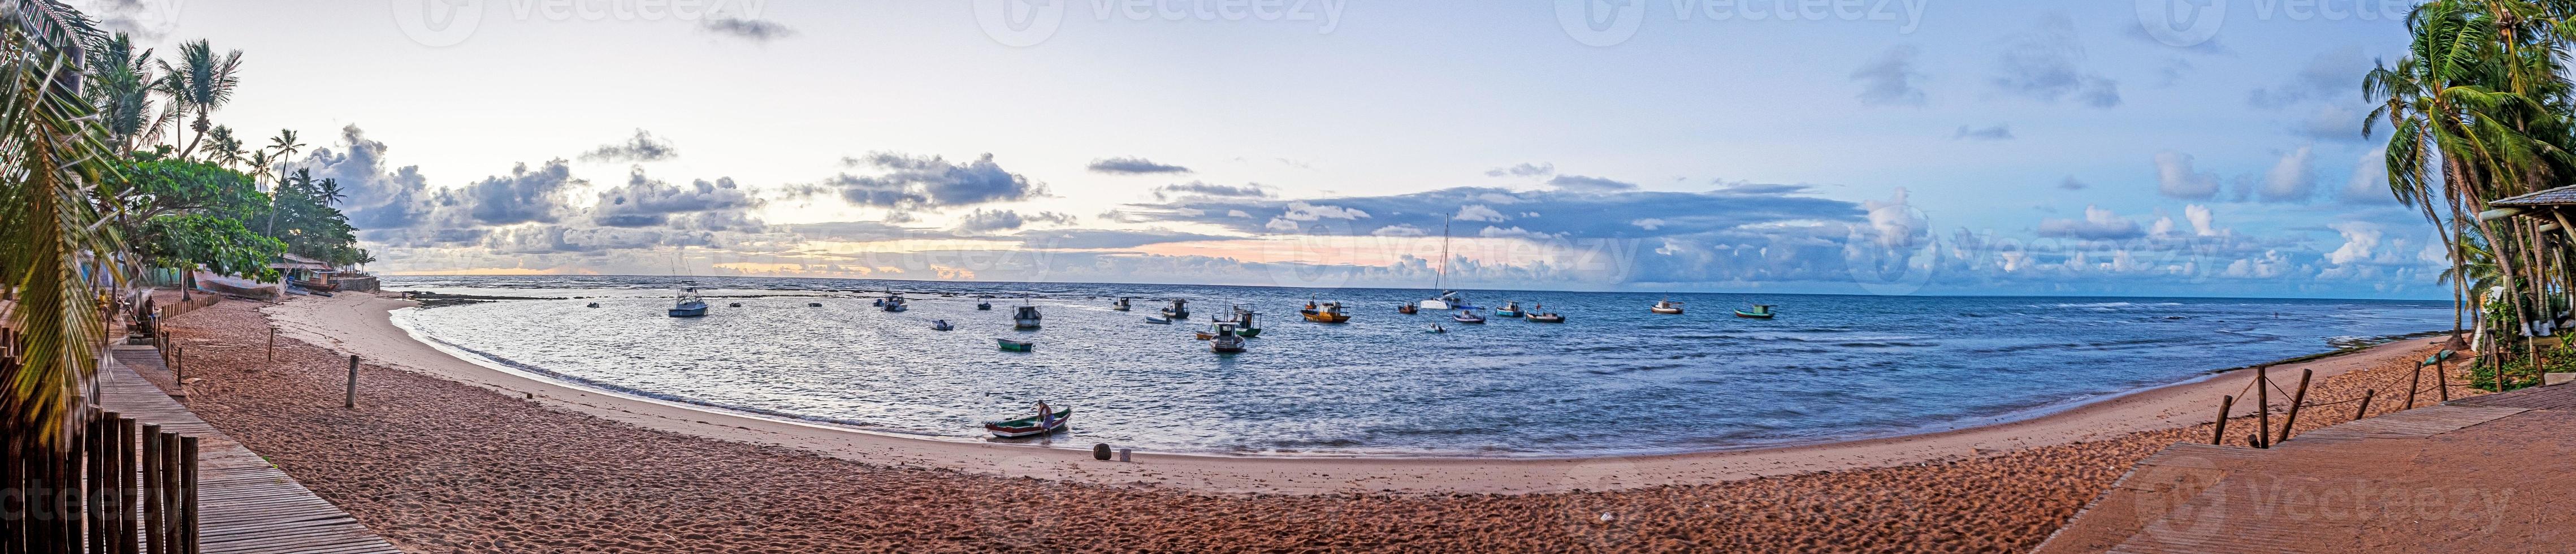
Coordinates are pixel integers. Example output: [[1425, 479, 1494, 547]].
[[380, 275, 2448, 456]]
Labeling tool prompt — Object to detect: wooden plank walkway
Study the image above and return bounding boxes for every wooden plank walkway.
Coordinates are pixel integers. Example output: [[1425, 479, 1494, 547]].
[[102, 344, 402, 554]]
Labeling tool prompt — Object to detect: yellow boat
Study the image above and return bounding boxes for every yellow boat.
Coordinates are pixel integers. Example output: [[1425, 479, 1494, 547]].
[[1300, 300, 1351, 323]]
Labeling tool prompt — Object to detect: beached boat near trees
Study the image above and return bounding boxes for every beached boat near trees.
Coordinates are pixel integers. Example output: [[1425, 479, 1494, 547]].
[[982, 403, 1071, 437]]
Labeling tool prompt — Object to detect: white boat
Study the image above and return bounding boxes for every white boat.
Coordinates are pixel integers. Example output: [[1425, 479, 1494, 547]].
[[1144, 316, 1172, 324], [1014, 304, 1044, 329], [667, 284, 709, 317], [1651, 298, 1685, 315], [1417, 216, 1470, 310]]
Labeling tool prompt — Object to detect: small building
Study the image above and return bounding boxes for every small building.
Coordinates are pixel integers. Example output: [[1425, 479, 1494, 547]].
[[268, 254, 379, 292]]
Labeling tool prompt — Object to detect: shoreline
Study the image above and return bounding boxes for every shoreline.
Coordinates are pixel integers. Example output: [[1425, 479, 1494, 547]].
[[270, 292, 2443, 495]]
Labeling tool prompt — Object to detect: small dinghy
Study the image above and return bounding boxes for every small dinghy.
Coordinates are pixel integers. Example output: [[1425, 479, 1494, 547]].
[[1525, 312, 1566, 323], [729, 302, 743, 308], [1425, 323, 1447, 334], [1112, 297, 1132, 311], [1735, 304, 1777, 319], [1651, 298, 1684, 315], [977, 297, 994, 310], [586, 302, 600, 308], [808, 302, 823, 307], [1452, 310, 1486, 324], [1144, 317, 1172, 324], [931, 319, 954, 331], [997, 339, 1036, 352], [1493, 301, 1524, 318], [982, 402, 1071, 438], [1397, 302, 1419, 315]]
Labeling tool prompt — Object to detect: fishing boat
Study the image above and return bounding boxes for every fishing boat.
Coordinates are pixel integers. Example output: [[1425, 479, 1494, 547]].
[[1452, 310, 1486, 324], [1209, 322, 1248, 353], [996, 338, 1036, 352], [1013, 304, 1044, 329], [1526, 312, 1565, 323], [728, 302, 743, 308], [1651, 298, 1685, 315], [1398, 302, 1419, 315], [881, 296, 908, 312], [1160, 299, 1190, 319], [586, 302, 600, 308], [808, 302, 823, 307], [1144, 317, 1172, 324], [1112, 297, 1132, 311], [1300, 300, 1351, 323], [931, 319, 954, 331], [667, 285, 709, 317], [977, 297, 993, 310], [1735, 304, 1777, 319], [1226, 304, 1263, 337], [1494, 301, 1524, 318], [983, 402, 1072, 438]]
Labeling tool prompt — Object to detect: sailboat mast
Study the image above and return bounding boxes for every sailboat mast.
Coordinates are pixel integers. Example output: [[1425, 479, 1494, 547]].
[[1436, 215, 1451, 291]]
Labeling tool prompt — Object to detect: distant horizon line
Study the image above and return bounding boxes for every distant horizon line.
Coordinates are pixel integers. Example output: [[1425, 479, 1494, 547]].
[[374, 272, 2453, 304]]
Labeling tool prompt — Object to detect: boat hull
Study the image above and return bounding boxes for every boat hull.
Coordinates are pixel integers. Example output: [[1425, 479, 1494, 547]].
[[1527, 315, 1565, 323], [1419, 299, 1452, 310], [1734, 311, 1774, 319], [668, 304, 708, 318], [996, 339, 1035, 352], [1014, 319, 1042, 329], [1300, 311, 1350, 323], [1650, 308, 1683, 314], [983, 408, 1072, 438], [1236, 327, 1262, 337]]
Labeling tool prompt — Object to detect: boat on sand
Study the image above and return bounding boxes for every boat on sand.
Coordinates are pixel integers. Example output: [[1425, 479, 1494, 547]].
[[983, 402, 1071, 438]]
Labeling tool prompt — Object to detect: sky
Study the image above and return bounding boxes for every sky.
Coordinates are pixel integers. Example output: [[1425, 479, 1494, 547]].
[[82, 0, 2451, 298]]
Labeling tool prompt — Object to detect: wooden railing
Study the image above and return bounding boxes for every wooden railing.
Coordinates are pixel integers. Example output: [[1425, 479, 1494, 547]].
[[3, 349, 205, 553]]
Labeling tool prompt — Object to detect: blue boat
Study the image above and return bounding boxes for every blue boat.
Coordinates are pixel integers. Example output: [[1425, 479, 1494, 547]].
[[668, 285, 709, 317], [1493, 301, 1524, 318]]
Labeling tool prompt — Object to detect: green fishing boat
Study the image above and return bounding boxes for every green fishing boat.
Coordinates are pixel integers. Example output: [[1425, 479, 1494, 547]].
[[997, 339, 1036, 352], [1734, 305, 1776, 319]]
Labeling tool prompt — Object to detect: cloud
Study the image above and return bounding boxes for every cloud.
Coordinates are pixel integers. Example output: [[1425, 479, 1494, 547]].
[[1477, 226, 1562, 240], [1852, 45, 1928, 107], [2248, 47, 2369, 110], [1088, 157, 1193, 175], [954, 209, 1078, 233], [446, 160, 582, 226], [1014, 228, 1233, 249], [592, 170, 761, 228], [2155, 152, 2221, 200], [1993, 15, 2120, 108], [2327, 222, 2383, 265], [700, 18, 796, 42], [1370, 224, 1427, 237], [2293, 103, 2370, 142], [1859, 188, 1928, 249], [2341, 146, 2397, 204], [822, 152, 1046, 210], [2185, 204, 2220, 236], [2058, 176, 2088, 191], [578, 129, 679, 163], [2259, 145, 2316, 202], [1282, 201, 1370, 220], [294, 125, 433, 231], [1486, 162, 1556, 178], [1454, 205, 1509, 222], [2037, 205, 2144, 240], [1631, 218, 1666, 231], [1952, 124, 2014, 140], [1153, 181, 1268, 201], [1545, 175, 1640, 192]]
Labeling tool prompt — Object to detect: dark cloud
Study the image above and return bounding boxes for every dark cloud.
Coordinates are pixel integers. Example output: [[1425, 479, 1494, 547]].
[[2058, 176, 2088, 191], [954, 209, 1077, 233], [579, 129, 678, 163], [1154, 181, 1270, 201], [822, 152, 1046, 210], [2155, 152, 2222, 200], [1127, 185, 1861, 241], [784, 221, 953, 243], [296, 125, 434, 230], [1485, 162, 1556, 178], [2247, 47, 2369, 110], [1852, 45, 1928, 107], [1993, 15, 2120, 108], [700, 18, 796, 42], [1088, 157, 1192, 175], [592, 170, 761, 228], [441, 160, 582, 226], [1546, 175, 1640, 192], [1952, 124, 2015, 140]]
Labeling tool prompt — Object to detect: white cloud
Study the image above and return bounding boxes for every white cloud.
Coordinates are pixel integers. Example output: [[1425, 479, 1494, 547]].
[[2341, 146, 2395, 204], [1281, 201, 1369, 220], [2184, 204, 2219, 236], [1454, 205, 1508, 222], [2155, 152, 2221, 200], [1631, 218, 1667, 231], [2259, 145, 2315, 202], [2327, 222, 2384, 265]]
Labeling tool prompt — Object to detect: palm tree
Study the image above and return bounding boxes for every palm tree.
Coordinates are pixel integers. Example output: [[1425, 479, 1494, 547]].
[[83, 31, 155, 153], [2, 0, 129, 458], [264, 130, 304, 235], [153, 39, 241, 160], [205, 124, 243, 168]]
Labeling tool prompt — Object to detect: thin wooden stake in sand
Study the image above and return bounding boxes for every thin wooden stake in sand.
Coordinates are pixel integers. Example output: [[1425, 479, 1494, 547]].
[[2210, 395, 2234, 445], [345, 355, 360, 409], [2276, 369, 2313, 444]]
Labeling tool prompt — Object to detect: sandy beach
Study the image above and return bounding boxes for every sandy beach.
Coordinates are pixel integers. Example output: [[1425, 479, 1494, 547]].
[[138, 291, 2473, 552]]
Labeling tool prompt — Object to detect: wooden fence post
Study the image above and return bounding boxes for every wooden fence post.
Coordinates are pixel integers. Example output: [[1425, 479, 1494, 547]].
[[2277, 369, 2314, 444], [2255, 366, 2272, 449], [179, 437, 198, 554], [266, 327, 275, 362], [2436, 356, 2452, 401], [2211, 395, 2235, 445], [158, 432, 177, 554], [140, 425, 161, 554], [2354, 389, 2376, 421], [2405, 366, 2422, 410], [345, 355, 360, 409], [119, 416, 138, 554]]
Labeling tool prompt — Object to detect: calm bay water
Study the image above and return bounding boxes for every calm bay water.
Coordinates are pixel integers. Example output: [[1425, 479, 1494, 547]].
[[381, 275, 2447, 456]]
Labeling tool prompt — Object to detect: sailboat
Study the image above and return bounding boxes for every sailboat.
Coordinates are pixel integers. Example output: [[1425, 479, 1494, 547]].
[[1013, 302, 1044, 329], [667, 284, 709, 317], [1418, 216, 1470, 310]]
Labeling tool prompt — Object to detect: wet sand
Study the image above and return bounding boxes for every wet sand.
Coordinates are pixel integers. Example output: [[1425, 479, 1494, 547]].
[[138, 292, 2470, 552]]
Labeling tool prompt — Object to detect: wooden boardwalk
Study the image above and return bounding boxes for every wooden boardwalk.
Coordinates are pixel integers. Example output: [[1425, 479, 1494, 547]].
[[2036, 386, 2576, 553], [102, 344, 402, 554]]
